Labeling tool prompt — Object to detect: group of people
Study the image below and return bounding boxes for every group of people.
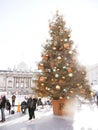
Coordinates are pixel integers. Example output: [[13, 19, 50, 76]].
[[21, 95, 41, 120], [20, 95, 52, 120], [0, 94, 44, 122]]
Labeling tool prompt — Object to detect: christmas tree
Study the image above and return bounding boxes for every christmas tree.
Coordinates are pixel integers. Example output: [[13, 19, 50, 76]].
[[36, 11, 93, 100]]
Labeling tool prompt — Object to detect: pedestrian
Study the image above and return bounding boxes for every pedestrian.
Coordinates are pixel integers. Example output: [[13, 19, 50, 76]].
[[37, 98, 43, 106], [6, 99, 11, 114], [37, 98, 44, 109], [47, 99, 51, 105], [11, 95, 16, 107], [27, 95, 37, 120], [21, 99, 27, 114], [0, 94, 6, 122]]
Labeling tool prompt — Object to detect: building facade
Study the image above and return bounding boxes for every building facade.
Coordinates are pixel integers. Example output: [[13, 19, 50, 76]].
[[0, 69, 37, 95]]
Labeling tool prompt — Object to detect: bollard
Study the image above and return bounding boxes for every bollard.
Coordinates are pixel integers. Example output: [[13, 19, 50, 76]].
[[17, 102, 21, 112]]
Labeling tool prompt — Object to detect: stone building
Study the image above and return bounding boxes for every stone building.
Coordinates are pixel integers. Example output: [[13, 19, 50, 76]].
[[0, 62, 38, 95], [0, 69, 35, 95]]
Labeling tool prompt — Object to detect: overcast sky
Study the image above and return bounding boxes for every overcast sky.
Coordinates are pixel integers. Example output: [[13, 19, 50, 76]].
[[0, 0, 98, 70]]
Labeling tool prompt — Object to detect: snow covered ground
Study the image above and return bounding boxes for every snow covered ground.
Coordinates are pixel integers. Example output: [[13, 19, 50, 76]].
[[0, 105, 53, 127], [1, 95, 98, 130], [73, 103, 98, 130], [4, 104, 98, 130]]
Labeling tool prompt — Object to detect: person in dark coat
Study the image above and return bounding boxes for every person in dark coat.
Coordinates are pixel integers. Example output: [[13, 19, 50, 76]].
[[27, 95, 37, 120], [6, 99, 11, 114], [37, 98, 43, 106], [11, 95, 16, 107], [0, 94, 6, 122], [21, 100, 27, 114]]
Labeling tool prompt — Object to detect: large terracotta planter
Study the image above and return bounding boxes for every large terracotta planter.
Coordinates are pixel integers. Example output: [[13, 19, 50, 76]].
[[52, 98, 77, 116]]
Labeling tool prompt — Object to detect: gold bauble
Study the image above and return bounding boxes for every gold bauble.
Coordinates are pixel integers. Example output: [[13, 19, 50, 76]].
[[70, 90, 73, 93], [67, 67, 72, 73], [53, 47, 56, 50], [64, 43, 70, 49], [41, 83, 44, 86], [39, 76, 46, 82], [57, 56, 62, 60], [43, 55, 49, 60], [56, 85, 60, 90], [39, 63, 44, 70], [76, 83, 80, 87], [82, 71, 85, 75], [59, 96, 63, 99], [62, 76, 65, 79]]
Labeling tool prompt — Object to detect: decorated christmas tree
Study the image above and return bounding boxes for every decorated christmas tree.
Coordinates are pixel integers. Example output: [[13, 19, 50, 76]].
[[36, 11, 93, 100]]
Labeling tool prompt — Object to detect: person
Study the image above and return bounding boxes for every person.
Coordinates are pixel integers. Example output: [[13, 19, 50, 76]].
[[27, 95, 37, 120], [6, 99, 11, 114], [0, 94, 6, 122], [37, 98, 43, 106], [11, 95, 16, 107], [47, 99, 52, 105], [37, 98, 44, 109], [21, 99, 27, 114]]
